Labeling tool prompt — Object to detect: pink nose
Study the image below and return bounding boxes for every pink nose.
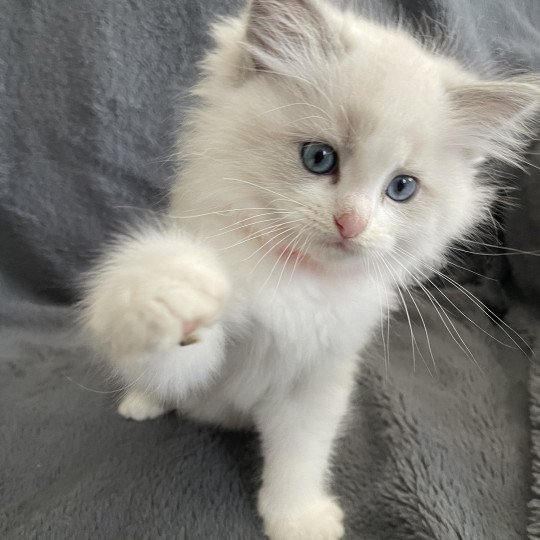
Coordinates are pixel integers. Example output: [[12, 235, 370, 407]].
[[334, 211, 366, 239]]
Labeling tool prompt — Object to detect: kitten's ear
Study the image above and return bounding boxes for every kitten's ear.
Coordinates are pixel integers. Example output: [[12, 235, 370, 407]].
[[244, 0, 340, 72], [448, 78, 540, 165]]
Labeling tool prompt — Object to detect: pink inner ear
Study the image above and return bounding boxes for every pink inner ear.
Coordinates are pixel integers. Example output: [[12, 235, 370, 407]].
[[334, 211, 367, 239]]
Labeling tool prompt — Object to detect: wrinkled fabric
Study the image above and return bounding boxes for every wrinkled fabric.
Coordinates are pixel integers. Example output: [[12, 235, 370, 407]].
[[1, 1, 539, 538]]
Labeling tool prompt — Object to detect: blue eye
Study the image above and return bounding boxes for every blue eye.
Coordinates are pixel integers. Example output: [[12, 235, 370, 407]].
[[301, 142, 338, 175], [386, 175, 418, 202]]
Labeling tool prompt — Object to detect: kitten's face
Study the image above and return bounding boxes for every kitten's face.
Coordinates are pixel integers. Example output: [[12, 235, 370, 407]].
[[212, 54, 484, 273], [183, 0, 538, 278]]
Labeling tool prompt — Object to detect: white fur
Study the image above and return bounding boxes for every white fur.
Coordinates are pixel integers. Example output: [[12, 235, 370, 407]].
[[118, 391, 169, 421], [80, 1, 540, 538]]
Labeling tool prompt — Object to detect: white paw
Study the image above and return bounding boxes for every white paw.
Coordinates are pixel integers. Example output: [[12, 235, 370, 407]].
[[129, 260, 229, 351], [261, 497, 345, 540], [118, 392, 168, 421], [82, 230, 230, 356]]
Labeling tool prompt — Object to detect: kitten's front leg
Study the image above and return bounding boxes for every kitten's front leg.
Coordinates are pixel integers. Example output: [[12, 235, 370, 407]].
[[255, 359, 357, 540], [80, 227, 230, 403]]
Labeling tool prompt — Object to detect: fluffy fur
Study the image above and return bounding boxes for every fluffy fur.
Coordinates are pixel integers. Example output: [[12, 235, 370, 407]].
[[80, 1, 540, 538]]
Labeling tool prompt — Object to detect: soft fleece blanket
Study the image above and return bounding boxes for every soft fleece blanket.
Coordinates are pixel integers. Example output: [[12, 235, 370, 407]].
[[1, 1, 539, 538]]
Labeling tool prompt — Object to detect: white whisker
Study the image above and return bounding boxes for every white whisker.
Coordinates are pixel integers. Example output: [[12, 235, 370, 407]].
[[254, 229, 301, 288], [271, 227, 308, 299], [223, 177, 309, 209], [394, 247, 531, 356], [387, 251, 482, 369]]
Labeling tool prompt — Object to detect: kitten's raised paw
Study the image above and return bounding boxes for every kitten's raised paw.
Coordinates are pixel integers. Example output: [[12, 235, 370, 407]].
[[83, 232, 230, 356], [118, 392, 168, 421], [261, 497, 344, 540]]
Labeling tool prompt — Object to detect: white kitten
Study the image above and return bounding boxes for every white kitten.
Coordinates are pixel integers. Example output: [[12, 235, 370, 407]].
[[81, 1, 539, 538]]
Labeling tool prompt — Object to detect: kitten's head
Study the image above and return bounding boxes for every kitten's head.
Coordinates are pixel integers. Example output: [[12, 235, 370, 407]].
[[178, 0, 539, 280]]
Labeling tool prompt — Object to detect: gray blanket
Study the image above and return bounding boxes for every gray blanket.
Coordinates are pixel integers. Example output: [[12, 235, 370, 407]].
[[2, 1, 540, 539]]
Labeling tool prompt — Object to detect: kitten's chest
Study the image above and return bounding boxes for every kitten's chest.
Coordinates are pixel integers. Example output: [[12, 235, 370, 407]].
[[219, 274, 383, 411], [245, 278, 378, 362]]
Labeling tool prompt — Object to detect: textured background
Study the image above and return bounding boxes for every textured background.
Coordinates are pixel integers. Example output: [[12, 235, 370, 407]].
[[1, 1, 539, 538]]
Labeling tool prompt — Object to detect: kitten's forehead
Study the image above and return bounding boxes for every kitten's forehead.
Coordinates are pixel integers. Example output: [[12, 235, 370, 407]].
[[337, 50, 447, 144], [272, 66, 445, 168], [261, 29, 449, 156]]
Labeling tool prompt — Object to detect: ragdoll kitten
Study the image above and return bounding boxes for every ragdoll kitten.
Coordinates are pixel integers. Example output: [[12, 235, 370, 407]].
[[81, 1, 539, 538]]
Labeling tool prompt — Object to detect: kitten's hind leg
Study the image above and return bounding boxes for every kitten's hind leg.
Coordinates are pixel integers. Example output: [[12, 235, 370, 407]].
[[118, 391, 171, 421]]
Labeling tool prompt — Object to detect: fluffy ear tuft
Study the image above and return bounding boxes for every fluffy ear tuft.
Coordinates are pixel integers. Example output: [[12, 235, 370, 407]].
[[244, 0, 340, 72], [448, 77, 540, 166]]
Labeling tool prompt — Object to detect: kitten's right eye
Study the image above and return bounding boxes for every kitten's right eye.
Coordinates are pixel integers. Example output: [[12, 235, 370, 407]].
[[386, 175, 418, 202], [301, 142, 338, 175]]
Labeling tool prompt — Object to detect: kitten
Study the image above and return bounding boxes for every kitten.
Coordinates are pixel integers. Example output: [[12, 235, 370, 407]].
[[81, 1, 539, 538]]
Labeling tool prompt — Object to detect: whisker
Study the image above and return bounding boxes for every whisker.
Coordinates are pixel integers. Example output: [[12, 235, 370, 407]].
[[253, 229, 300, 286], [451, 246, 540, 257], [288, 231, 314, 285], [223, 177, 309, 209], [372, 258, 390, 380], [431, 268, 531, 355], [443, 259, 499, 282], [246, 227, 301, 271], [168, 207, 289, 220], [62, 364, 151, 395], [376, 254, 420, 374], [213, 210, 295, 233], [386, 251, 482, 369], [394, 247, 531, 356], [283, 115, 330, 126], [216, 222, 292, 252], [256, 101, 332, 121], [402, 280, 437, 375], [205, 214, 292, 239], [217, 219, 304, 252], [271, 227, 308, 299]]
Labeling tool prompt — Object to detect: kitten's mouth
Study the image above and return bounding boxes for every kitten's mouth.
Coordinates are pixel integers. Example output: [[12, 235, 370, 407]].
[[270, 235, 357, 270], [319, 238, 356, 253], [234, 217, 355, 271]]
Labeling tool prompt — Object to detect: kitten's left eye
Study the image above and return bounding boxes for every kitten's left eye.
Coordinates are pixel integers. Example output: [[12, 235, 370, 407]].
[[386, 175, 418, 202], [301, 142, 338, 175]]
